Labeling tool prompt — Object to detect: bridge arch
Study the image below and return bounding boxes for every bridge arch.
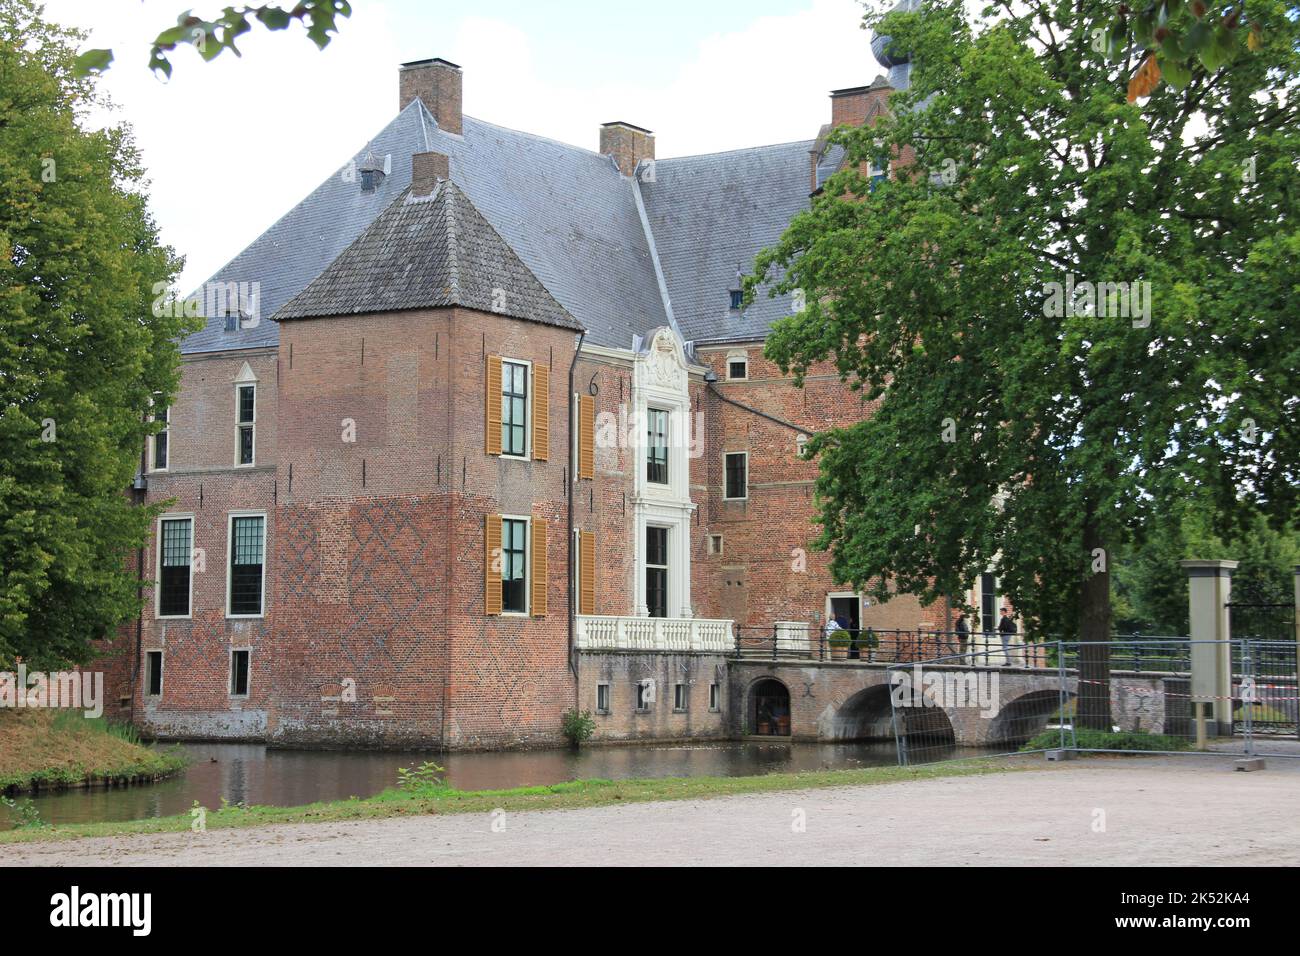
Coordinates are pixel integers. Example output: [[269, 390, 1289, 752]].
[[830, 682, 955, 745], [987, 688, 1064, 749], [748, 677, 791, 737]]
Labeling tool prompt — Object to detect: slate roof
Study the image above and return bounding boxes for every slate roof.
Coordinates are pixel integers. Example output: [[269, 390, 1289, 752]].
[[276, 180, 580, 331], [640, 140, 814, 344], [184, 99, 817, 354]]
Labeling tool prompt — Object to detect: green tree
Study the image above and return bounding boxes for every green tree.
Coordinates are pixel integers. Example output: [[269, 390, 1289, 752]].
[[71, 2, 353, 77], [752, 0, 1299, 727], [0, 0, 193, 668]]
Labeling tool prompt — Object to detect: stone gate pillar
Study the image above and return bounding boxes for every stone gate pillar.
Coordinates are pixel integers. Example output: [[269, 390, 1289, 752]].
[[1181, 560, 1236, 737]]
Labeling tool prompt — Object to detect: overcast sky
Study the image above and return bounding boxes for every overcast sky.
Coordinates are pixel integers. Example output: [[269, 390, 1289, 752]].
[[44, 0, 883, 292]]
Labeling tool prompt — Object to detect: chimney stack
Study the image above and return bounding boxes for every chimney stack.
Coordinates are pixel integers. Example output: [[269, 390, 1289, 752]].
[[600, 121, 655, 178], [411, 152, 450, 197], [399, 58, 463, 135], [829, 76, 893, 129]]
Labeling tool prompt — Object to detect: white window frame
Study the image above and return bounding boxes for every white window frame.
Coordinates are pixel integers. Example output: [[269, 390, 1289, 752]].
[[596, 683, 610, 714], [235, 382, 256, 468], [635, 680, 652, 712], [499, 357, 533, 461], [673, 683, 688, 712], [499, 513, 530, 617], [825, 591, 861, 630], [726, 352, 748, 381], [644, 523, 671, 619], [155, 513, 195, 620], [145, 650, 165, 699], [709, 682, 720, 712], [225, 510, 267, 619], [229, 648, 251, 698], [149, 398, 169, 473], [723, 451, 749, 501]]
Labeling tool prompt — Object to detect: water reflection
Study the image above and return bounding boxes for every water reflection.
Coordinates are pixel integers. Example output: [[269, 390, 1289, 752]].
[[5, 739, 979, 830]]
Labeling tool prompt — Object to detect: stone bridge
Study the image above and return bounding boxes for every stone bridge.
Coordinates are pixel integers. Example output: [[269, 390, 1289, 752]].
[[727, 658, 1180, 748]]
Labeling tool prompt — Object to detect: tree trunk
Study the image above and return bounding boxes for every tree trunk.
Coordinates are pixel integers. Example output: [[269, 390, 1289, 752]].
[[1077, 509, 1113, 731]]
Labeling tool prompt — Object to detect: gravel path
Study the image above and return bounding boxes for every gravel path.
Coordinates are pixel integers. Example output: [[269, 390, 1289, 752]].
[[5, 755, 1297, 866]]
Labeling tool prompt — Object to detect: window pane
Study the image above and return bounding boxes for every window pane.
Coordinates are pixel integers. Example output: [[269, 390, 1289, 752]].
[[147, 652, 163, 696], [153, 429, 168, 470], [230, 651, 250, 696], [647, 409, 668, 484], [501, 362, 528, 456], [725, 454, 747, 499], [239, 425, 254, 464], [501, 518, 527, 613], [159, 519, 191, 616], [238, 386, 255, 424], [230, 516, 264, 615]]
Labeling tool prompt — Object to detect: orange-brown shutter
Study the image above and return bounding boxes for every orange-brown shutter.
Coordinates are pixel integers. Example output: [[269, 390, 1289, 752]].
[[485, 513, 502, 615], [532, 364, 550, 461], [577, 394, 595, 479], [578, 530, 595, 615], [531, 517, 547, 617], [485, 355, 502, 456]]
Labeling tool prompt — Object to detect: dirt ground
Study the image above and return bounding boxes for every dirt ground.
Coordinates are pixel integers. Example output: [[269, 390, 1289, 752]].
[[5, 754, 1298, 866]]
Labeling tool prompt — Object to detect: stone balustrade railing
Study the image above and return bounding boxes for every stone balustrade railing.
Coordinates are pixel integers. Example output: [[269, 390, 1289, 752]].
[[575, 615, 734, 653]]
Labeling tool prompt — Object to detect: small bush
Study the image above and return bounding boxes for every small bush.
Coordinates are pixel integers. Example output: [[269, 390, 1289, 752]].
[[1021, 728, 1190, 752], [561, 708, 595, 747], [396, 761, 448, 792]]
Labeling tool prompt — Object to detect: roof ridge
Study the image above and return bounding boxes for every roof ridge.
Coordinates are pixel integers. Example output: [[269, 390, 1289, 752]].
[[442, 179, 459, 301], [657, 138, 817, 163]]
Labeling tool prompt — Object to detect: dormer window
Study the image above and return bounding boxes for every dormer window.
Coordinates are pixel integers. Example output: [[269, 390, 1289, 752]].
[[358, 150, 388, 194], [729, 289, 744, 311], [727, 355, 748, 380]]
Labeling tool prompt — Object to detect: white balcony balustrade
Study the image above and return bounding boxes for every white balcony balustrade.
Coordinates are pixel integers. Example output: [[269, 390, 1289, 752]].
[[575, 615, 734, 653]]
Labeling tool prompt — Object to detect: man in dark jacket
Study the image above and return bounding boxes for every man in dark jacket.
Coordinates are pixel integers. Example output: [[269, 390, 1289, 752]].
[[998, 607, 1017, 665]]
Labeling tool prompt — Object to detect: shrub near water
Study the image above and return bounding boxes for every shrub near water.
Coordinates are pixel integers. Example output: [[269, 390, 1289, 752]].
[[0, 709, 187, 792], [1021, 729, 1190, 752]]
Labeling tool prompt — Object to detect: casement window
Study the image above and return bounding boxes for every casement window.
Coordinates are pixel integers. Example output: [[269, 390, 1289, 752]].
[[230, 650, 250, 697], [724, 452, 748, 500], [709, 683, 720, 712], [578, 529, 596, 615], [646, 526, 668, 619], [673, 683, 688, 711], [146, 651, 164, 698], [596, 683, 610, 714], [870, 153, 889, 191], [485, 514, 547, 617], [486, 356, 550, 461], [227, 514, 266, 617], [577, 393, 595, 479], [150, 401, 169, 471], [707, 534, 723, 556], [236, 384, 255, 466], [646, 408, 669, 485], [727, 356, 748, 380], [501, 360, 528, 457], [796, 434, 809, 458], [979, 572, 999, 633], [157, 516, 193, 617]]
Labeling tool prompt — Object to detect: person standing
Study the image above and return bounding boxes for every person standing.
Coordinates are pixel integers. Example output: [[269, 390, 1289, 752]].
[[954, 613, 970, 658], [998, 607, 1017, 666]]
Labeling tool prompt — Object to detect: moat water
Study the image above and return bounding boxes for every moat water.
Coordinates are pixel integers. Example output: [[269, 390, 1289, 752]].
[[3, 739, 980, 830]]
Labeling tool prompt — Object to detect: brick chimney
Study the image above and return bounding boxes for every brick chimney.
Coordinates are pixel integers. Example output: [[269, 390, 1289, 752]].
[[399, 58, 462, 135], [600, 121, 654, 178], [411, 151, 450, 197]]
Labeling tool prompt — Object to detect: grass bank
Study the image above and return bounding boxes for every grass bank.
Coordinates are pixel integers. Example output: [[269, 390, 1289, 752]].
[[0, 757, 1017, 844], [0, 709, 187, 794]]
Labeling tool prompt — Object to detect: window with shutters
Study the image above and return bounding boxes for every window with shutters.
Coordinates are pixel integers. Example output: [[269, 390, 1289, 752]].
[[578, 529, 596, 615], [157, 516, 193, 617], [646, 408, 669, 485], [236, 384, 255, 466], [646, 525, 668, 618], [724, 452, 748, 500], [501, 359, 529, 457], [577, 394, 595, 479], [485, 356, 503, 456], [501, 517, 528, 614], [227, 513, 266, 617]]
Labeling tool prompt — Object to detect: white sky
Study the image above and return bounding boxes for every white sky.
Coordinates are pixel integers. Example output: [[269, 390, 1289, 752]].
[[43, 0, 883, 292]]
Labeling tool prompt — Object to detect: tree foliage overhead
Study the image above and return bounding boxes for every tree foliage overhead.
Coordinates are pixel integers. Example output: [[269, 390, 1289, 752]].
[[751, 0, 1298, 666], [72, 1, 353, 77], [0, 0, 194, 668]]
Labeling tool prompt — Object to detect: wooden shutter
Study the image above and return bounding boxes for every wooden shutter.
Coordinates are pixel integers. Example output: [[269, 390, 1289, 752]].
[[485, 355, 502, 456], [577, 394, 595, 479], [531, 518, 547, 617], [484, 513, 502, 615], [578, 530, 596, 615], [532, 364, 550, 461]]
